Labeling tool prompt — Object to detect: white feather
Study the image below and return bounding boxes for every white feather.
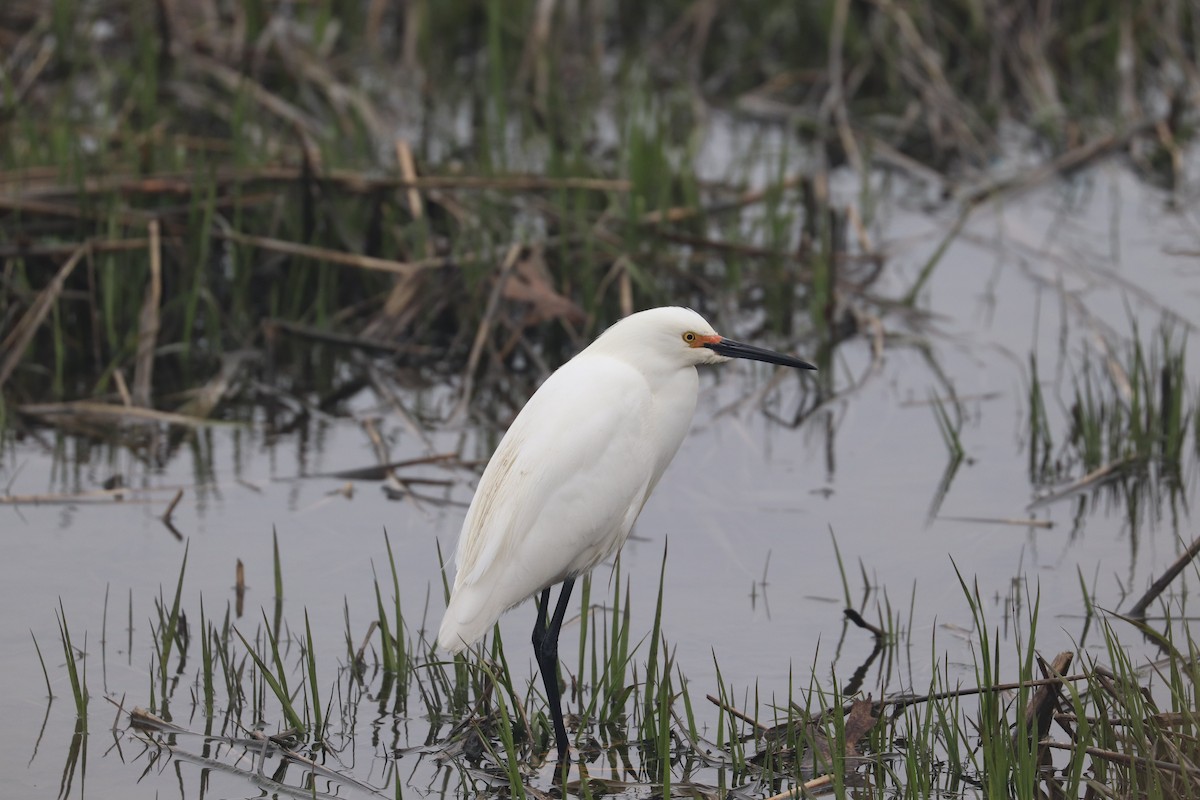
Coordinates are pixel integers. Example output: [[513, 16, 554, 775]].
[[437, 308, 714, 652]]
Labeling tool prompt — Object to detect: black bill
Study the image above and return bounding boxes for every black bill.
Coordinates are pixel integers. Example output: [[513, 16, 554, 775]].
[[704, 338, 817, 370]]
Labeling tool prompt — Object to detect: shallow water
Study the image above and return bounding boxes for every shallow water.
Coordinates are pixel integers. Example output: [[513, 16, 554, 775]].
[[4, 157, 1200, 797]]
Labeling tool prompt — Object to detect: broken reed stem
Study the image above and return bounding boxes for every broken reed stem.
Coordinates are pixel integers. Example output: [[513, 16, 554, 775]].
[[1028, 457, 1135, 509], [1014, 652, 1073, 758], [265, 319, 434, 356], [0, 237, 150, 258], [823, 0, 862, 174], [161, 489, 184, 524], [362, 360, 435, 449], [704, 693, 769, 734], [113, 369, 133, 407], [843, 608, 886, 638], [214, 229, 438, 277], [0, 243, 89, 391], [883, 671, 1096, 710], [133, 221, 162, 408], [450, 243, 521, 422], [761, 774, 833, 800], [2, 166, 631, 201], [1127, 533, 1200, 619], [640, 171, 810, 225], [963, 117, 1161, 206], [1040, 739, 1200, 779], [394, 139, 425, 222], [17, 401, 223, 427]]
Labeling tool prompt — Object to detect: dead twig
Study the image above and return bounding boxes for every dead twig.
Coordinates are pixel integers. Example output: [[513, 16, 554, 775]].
[[844, 608, 886, 639], [265, 319, 434, 357], [1014, 652, 1073, 769], [704, 693, 769, 734], [963, 118, 1160, 206], [1040, 739, 1200, 780], [2, 165, 630, 201], [449, 244, 521, 422], [360, 360, 434, 450], [760, 774, 834, 800], [1127, 533, 1200, 619], [0, 242, 89, 391], [214, 228, 439, 278], [160, 488, 184, 541], [17, 401, 231, 428], [0, 237, 150, 258], [1027, 458, 1135, 509], [885, 670, 1095, 711], [174, 351, 256, 419], [640, 172, 809, 226], [161, 488, 184, 524], [395, 138, 425, 223], [180, 51, 329, 139], [937, 515, 1055, 529], [235, 559, 246, 618], [0, 489, 150, 506], [132, 221, 162, 408]]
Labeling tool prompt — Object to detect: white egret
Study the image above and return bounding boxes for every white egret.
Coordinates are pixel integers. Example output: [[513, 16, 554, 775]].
[[437, 306, 815, 761]]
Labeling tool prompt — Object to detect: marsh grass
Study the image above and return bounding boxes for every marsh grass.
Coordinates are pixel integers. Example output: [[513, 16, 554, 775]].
[[3, 0, 1197, 441], [54, 601, 87, 724], [39, 528, 1200, 799], [1028, 322, 1196, 534], [31, 629, 53, 699]]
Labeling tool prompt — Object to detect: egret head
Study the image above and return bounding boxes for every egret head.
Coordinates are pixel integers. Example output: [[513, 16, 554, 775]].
[[594, 306, 816, 371]]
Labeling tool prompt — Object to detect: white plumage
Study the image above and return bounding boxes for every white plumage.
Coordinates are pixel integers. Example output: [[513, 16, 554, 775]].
[[438, 308, 702, 650], [433, 305, 814, 760]]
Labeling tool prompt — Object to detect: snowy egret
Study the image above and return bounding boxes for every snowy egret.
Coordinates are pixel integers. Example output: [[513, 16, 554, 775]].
[[437, 306, 814, 761]]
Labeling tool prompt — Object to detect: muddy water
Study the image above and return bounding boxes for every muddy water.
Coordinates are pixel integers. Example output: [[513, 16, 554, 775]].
[[3, 159, 1198, 796]]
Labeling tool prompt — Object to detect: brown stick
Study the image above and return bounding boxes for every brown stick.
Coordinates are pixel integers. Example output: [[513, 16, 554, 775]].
[[1127, 533, 1200, 619], [113, 369, 133, 407], [761, 773, 833, 800], [214, 228, 438, 277], [640, 171, 809, 225], [1014, 652, 1073, 761], [0, 195, 153, 225], [394, 139, 424, 221], [0, 238, 151, 258], [161, 488, 184, 524], [844, 608, 886, 638], [1027, 458, 1134, 509], [17, 401, 223, 428], [705, 693, 769, 734], [133, 221, 162, 407], [963, 118, 1159, 206], [0, 243, 88, 390], [0, 489, 151, 506], [2, 165, 631, 200], [361, 361, 435, 449], [450, 244, 521, 421], [235, 559, 246, 618], [265, 318, 434, 356], [1040, 739, 1200, 779], [180, 51, 328, 138], [885, 671, 1095, 710]]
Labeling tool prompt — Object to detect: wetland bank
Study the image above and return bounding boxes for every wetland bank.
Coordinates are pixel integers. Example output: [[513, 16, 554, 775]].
[[3, 1, 1200, 797]]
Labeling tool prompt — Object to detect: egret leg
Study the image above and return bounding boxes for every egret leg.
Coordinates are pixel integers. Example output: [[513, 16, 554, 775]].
[[532, 577, 576, 761]]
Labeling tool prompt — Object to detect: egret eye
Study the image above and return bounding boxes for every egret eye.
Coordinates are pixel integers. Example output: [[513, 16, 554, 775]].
[[683, 331, 697, 344]]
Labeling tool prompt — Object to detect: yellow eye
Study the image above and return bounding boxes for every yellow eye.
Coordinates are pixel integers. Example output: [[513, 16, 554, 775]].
[[683, 331, 697, 344]]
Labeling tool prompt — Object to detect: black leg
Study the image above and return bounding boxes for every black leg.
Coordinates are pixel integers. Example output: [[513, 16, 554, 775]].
[[533, 586, 551, 649], [532, 577, 575, 762]]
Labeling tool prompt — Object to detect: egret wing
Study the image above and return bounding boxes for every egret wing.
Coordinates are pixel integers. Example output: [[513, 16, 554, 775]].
[[442, 355, 654, 646]]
